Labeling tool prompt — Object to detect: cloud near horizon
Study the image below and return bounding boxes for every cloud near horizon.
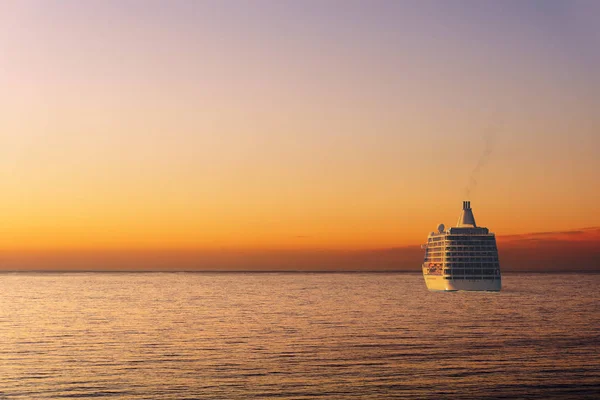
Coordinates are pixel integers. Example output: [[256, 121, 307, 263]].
[[493, 227, 600, 272], [499, 227, 600, 241], [1, 227, 598, 272]]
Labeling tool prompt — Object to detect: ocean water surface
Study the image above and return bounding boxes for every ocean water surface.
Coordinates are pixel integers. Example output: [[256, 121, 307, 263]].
[[1, 272, 598, 399]]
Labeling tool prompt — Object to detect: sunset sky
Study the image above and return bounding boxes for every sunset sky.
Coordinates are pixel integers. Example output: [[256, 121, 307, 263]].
[[1, 1, 599, 270]]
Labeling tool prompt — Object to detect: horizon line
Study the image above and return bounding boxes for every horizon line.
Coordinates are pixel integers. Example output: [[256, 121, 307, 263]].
[[1, 270, 598, 274]]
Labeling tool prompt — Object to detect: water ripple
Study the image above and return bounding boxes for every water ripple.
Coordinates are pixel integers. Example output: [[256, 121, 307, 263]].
[[0, 272, 599, 399]]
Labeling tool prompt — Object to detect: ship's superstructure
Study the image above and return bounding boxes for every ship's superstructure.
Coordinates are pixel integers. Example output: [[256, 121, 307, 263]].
[[421, 201, 501, 291]]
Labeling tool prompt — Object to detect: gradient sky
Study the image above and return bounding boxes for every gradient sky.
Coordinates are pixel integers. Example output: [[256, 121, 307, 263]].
[[1, 1, 599, 269]]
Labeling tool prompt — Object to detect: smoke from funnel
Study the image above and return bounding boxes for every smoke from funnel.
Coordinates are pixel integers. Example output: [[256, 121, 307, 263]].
[[464, 129, 495, 199]]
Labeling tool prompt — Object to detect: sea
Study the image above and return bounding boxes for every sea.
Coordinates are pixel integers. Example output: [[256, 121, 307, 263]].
[[1, 272, 598, 399]]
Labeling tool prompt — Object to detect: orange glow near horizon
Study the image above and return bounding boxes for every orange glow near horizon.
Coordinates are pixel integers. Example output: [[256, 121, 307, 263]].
[[0, 226, 598, 271]]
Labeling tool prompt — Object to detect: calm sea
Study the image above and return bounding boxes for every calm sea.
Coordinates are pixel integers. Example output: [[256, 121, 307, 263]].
[[1, 272, 598, 399]]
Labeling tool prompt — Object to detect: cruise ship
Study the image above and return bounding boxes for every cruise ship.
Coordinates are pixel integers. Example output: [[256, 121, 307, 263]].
[[421, 201, 501, 291]]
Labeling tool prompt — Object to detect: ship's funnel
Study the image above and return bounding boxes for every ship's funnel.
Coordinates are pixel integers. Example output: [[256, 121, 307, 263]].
[[457, 201, 477, 227]]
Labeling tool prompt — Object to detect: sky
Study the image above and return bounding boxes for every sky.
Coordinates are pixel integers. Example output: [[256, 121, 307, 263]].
[[1, 1, 599, 270]]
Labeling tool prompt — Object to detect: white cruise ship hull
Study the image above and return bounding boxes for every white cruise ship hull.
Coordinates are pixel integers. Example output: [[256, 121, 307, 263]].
[[421, 201, 502, 292], [424, 275, 501, 292]]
